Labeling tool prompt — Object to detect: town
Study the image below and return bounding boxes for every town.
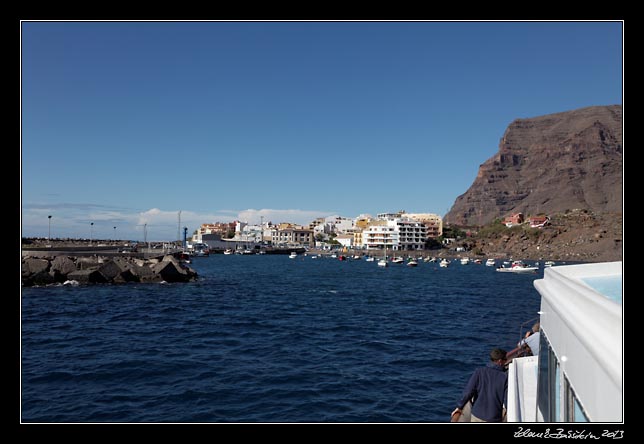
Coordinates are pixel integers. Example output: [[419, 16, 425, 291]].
[[189, 210, 551, 253]]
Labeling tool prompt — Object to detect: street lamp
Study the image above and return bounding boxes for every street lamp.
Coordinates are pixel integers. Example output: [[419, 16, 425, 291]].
[[113, 226, 117, 241], [48, 215, 52, 240], [90, 222, 94, 244]]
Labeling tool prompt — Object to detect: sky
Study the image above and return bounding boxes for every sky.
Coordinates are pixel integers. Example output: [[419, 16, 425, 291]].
[[21, 21, 623, 241]]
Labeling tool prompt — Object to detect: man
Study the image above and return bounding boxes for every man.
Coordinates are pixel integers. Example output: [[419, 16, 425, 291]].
[[452, 348, 508, 422], [520, 322, 541, 357]]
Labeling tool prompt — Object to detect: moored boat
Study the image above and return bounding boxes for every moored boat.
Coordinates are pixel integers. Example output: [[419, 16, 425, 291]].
[[496, 260, 538, 273]]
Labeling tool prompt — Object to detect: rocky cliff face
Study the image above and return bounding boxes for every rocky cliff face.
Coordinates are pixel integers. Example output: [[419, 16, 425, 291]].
[[444, 105, 623, 227]]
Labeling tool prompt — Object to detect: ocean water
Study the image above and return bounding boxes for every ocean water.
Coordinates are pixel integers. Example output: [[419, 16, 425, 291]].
[[21, 255, 543, 423]]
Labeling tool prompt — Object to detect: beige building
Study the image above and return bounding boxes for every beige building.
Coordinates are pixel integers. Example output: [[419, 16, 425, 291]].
[[404, 213, 443, 238], [271, 226, 314, 247]]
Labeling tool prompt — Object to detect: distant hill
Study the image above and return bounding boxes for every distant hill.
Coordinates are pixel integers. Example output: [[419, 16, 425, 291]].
[[444, 105, 622, 227]]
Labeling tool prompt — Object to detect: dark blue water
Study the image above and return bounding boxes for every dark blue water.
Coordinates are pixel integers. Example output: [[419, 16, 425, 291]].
[[22, 255, 543, 422]]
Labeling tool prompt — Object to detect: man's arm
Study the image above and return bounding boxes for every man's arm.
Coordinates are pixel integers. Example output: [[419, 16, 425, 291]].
[[456, 369, 479, 410]]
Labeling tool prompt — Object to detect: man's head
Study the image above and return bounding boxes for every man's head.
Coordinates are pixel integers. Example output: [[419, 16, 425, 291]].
[[490, 348, 507, 364], [532, 322, 540, 333]]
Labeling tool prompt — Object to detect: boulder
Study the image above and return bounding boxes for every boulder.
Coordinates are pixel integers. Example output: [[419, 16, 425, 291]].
[[30, 270, 56, 286], [23, 258, 50, 275], [67, 268, 108, 284], [97, 260, 122, 282], [112, 257, 134, 271], [77, 257, 99, 270], [162, 255, 180, 265], [113, 268, 138, 283], [151, 261, 186, 282], [49, 256, 77, 282], [131, 263, 156, 282]]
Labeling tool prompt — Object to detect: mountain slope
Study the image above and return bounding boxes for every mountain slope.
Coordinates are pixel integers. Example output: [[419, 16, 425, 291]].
[[444, 105, 623, 227]]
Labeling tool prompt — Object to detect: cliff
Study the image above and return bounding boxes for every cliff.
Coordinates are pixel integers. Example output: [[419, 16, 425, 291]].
[[444, 105, 623, 227]]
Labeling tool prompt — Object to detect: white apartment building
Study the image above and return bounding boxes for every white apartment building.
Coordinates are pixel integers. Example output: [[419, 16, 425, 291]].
[[376, 211, 443, 238], [325, 216, 355, 234], [362, 218, 427, 251]]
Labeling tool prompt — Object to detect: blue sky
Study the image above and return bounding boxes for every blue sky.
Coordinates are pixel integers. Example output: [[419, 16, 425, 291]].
[[21, 21, 622, 241]]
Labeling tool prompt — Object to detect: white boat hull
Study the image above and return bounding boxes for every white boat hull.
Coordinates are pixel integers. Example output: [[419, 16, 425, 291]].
[[496, 267, 538, 273]]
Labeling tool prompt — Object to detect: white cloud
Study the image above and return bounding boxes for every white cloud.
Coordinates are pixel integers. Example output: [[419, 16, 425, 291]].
[[22, 203, 335, 240], [236, 208, 333, 226]]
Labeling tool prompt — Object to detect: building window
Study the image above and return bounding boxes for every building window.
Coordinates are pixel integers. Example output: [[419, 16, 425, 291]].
[[563, 376, 589, 422], [537, 333, 553, 421], [554, 360, 561, 421]]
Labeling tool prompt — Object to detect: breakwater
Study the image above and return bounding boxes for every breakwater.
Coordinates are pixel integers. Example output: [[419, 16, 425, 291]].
[[21, 253, 198, 287]]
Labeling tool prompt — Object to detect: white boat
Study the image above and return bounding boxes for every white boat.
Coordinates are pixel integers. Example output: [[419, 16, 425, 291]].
[[506, 261, 622, 422], [407, 259, 418, 267], [289, 252, 298, 259], [378, 246, 388, 267], [439, 258, 449, 268], [365, 256, 375, 262], [391, 256, 404, 264], [544, 260, 555, 267], [496, 260, 538, 273], [223, 248, 234, 255], [496, 266, 538, 274], [460, 257, 470, 265], [485, 258, 496, 267]]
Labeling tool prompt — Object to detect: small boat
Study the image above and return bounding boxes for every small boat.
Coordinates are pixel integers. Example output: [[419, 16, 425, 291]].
[[378, 246, 388, 267], [473, 258, 482, 265], [391, 256, 404, 264], [338, 255, 347, 261], [407, 259, 418, 267], [496, 260, 538, 273], [544, 260, 555, 267], [439, 258, 449, 268], [289, 252, 298, 259], [223, 249, 234, 255], [485, 258, 496, 267], [460, 257, 470, 265], [365, 256, 375, 262], [352, 255, 361, 260]]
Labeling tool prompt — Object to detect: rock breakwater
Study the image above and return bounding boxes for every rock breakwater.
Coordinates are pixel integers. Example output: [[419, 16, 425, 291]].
[[22, 254, 198, 287]]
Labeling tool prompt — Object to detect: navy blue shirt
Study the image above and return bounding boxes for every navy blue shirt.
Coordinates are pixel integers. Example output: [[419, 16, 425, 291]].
[[457, 362, 508, 422]]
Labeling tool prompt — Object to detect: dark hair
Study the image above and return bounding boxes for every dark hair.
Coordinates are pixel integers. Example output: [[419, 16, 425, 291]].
[[490, 348, 507, 362]]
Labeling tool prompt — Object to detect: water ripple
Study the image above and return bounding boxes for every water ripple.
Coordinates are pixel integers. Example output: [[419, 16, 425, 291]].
[[22, 255, 543, 422]]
